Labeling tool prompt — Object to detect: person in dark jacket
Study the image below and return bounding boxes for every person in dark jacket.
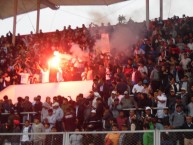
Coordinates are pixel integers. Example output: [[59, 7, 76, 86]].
[[10, 119, 21, 145], [45, 126, 62, 145], [182, 116, 193, 145]]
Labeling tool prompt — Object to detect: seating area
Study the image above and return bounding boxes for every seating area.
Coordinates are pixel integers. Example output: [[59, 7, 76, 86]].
[[0, 14, 193, 145]]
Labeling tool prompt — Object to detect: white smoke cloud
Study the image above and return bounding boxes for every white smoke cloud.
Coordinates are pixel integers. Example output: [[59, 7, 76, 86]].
[[110, 24, 138, 56], [69, 43, 89, 61]]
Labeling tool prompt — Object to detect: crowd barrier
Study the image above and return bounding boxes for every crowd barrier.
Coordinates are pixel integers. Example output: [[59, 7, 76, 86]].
[[0, 129, 193, 145]]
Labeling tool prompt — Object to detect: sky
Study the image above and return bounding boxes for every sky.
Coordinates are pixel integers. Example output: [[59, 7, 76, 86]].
[[0, 0, 193, 36]]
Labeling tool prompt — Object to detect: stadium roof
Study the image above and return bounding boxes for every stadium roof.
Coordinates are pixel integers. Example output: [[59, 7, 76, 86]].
[[0, 0, 128, 20]]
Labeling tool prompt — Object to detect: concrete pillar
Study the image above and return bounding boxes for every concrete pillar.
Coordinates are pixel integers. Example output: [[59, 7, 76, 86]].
[[146, 0, 150, 30], [36, 0, 41, 34], [160, 0, 163, 20], [12, 0, 18, 46]]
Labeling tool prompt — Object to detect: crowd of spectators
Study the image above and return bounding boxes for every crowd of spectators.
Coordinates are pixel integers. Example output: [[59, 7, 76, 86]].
[[0, 14, 193, 145]]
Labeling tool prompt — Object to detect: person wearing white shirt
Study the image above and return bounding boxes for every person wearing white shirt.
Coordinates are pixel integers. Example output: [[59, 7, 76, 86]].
[[108, 91, 117, 109], [187, 96, 193, 117], [37, 64, 49, 83], [138, 63, 148, 76], [155, 89, 167, 119], [21, 120, 32, 145], [187, 39, 193, 50], [19, 71, 30, 84], [92, 92, 101, 109], [133, 46, 145, 56], [180, 53, 191, 71], [132, 80, 144, 94]]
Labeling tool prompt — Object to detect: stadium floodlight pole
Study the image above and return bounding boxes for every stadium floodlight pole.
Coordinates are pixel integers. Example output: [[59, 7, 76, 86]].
[[160, 0, 163, 20], [146, 0, 150, 30], [36, 0, 41, 34], [12, 0, 18, 46]]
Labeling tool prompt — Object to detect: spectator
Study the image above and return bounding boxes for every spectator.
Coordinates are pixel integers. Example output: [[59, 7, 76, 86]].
[[2, 95, 11, 113], [155, 88, 167, 119], [52, 102, 64, 132], [132, 80, 144, 94], [111, 98, 122, 118], [116, 110, 128, 131], [31, 116, 45, 145], [187, 96, 193, 117], [62, 108, 76, 131], [10, 119, 21, 145], [41, 97, 52, 122], [143, 123, 153, 145], [20, 120, 32, 145], [44, 109, 56, 130], [169, 103, 186, 145], [180, 53, 191, 71], [45, 126, 62, 145], [182, 116, 193, 145], [108, 91, 118, 109], [22, 96, 33, 122], [120, 91, 137, 109], [105, 124, 120, 145], [69, 128, 83, 145]]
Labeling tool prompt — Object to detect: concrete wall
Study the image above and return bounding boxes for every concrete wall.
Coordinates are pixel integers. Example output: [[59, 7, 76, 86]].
[[0, 81, 93, 103]]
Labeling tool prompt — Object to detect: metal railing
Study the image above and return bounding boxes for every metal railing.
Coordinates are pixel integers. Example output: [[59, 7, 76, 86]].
[[0, 129, 193, 145]]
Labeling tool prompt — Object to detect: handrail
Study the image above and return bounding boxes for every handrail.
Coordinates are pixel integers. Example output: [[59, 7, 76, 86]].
[[0, 107, 167, 116], [1, 112, 37, 115]]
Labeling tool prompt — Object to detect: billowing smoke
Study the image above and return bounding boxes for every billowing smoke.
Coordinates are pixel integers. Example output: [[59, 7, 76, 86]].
[[69, 43, 89, 61], [110, 25, 138, 56], [89, 11, 111, 25]]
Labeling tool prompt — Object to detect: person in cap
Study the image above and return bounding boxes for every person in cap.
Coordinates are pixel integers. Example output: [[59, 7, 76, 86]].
[[143, 106, 154, 119], [108, 90, 117, 109], [84, 109, 102, 131], [179, 87, 189, 106], [92, 92, 101, 109], [120, 91, 138, 109], [167, 88, 176, 106], [52, 102, 64, 132]]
